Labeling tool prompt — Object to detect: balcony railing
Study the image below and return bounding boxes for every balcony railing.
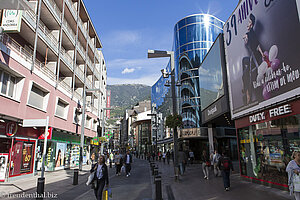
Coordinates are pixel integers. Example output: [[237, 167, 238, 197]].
[[78, 17, 87, 37], [77, 42, 85, 58], [65, 0, 77, 20], [74, 90, 82, 100], [86, 76, 92, 88], [35, 59, 56, 81], [58, 78, 72, 93], [88, 38, 94, 51], [75, 65, 84, 81], [23, 9, 36, 28], [60, 46, 73, 69], [62, 19, 75, 43], [44, 0, 61, 21], [38, 20, 59, 51]]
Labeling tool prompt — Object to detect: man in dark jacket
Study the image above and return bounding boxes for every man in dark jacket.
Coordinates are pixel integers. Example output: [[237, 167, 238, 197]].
[[124, 151, 132, 177], [217, 152, 234, 191], [90, 155, 109, 200]]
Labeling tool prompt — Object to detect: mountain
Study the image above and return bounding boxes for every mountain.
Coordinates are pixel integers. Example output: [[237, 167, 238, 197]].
[[107, 84, 151, 118]]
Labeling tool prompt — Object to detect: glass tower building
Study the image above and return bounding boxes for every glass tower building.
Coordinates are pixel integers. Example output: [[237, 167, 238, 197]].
[[174, 14, 224, 129]]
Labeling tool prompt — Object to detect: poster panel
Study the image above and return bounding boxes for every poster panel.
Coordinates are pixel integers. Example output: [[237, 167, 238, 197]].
[[0, 153, 8, 181], [55, 143, 65, 169], [224, 0, 300, 119], [20, 142, 34, 173]]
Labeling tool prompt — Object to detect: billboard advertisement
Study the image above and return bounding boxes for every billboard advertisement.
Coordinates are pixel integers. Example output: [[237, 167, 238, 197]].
[[224, 0, 300, 119], [106, 90, 111, 119], [1, 10, 22, 33]]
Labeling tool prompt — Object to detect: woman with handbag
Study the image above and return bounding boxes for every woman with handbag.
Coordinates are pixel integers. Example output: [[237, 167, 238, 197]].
[[91, 155, 109, 200], [201, 150, 210, 180], [286, 150, 300, 200]]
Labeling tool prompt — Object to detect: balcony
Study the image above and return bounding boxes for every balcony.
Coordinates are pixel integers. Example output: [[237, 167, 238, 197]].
[[73, 90, 82, 100], [62, 19, 75, 44], [0, 34, 56, 81], [43, 0, 61, 23], [65, 0, 77, 20], [60, 46, 73, 70], [87, 56, 93, 71], [38, 21, 59, 53], [77, 42, 85, 59], [22, 9, 36, 29], [58, 78, 72, 93], [78, 17, 87, 38], [75, 65, 84, 82], [88, 38, 94, 52], [86, 76, 92, 88]]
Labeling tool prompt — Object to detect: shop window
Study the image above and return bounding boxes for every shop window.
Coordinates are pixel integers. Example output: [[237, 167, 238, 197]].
[[27, 83, 49, 111], [55, 98, 69, 119], [238, 114, 300, 187]]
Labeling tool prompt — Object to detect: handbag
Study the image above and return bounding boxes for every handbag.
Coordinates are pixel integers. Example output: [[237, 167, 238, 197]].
[[102, 188, 112, 200], [86, 172, 95, 186], [293, 174, 300, 192], [121, 165, 125, 173]]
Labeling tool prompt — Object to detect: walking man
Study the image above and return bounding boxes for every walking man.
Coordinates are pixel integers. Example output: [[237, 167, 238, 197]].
[[166, 150, 170, 165], [124, 151, 132, 177], [218, 151, 234, 191], [114, 151, 123, 176], [189, 149, 195, 165], [178, 148, 187, 175]]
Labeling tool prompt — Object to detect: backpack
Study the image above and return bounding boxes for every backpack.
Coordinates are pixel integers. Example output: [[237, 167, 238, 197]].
[[222, 158, 230, 170]]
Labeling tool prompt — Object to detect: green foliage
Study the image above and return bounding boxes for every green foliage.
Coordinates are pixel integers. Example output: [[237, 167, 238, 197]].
[[165, 114, 183, 129]]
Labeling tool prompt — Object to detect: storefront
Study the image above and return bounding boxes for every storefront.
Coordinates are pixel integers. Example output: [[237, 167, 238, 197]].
[[235, 100, 300, 189], [0, 121, 42, 181]]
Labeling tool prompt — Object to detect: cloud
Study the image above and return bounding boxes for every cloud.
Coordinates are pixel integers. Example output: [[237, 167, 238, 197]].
[[121, 68, 135, 74], [103, 30, 141, 47], [108, 73, 161, 86]]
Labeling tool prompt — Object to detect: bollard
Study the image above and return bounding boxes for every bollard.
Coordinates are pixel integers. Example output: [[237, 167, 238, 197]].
[[155, 175, 162, 200], [36, 177, 45, 200], [153, 167, 158, 182], [110, 161, 112, 168], [151, 164, 155, 175], [73, 169, 79, 185]]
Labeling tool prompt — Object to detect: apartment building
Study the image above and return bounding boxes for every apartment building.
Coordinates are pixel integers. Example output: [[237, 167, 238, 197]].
[[0, 0, 106, 181]]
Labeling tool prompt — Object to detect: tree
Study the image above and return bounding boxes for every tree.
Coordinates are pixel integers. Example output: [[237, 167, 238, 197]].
[[165, 114, 183, 129]]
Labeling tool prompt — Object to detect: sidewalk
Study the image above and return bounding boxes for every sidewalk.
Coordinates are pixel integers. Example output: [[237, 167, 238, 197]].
[[0, 165, 91, 197], [151, 160, 291, 200]]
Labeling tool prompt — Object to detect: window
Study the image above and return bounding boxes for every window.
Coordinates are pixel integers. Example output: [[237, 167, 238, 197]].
[[28, 83, 49, 111], [0, 70, 17, 98], [55, 98, 69, 119]]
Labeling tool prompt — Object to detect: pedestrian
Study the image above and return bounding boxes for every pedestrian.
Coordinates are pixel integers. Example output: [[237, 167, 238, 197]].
[[114, 151, 123, 176], [124, 151, 133, 177], [178, 148, 187, 175], [189, 149, 194, 165], [166, 150, 170, 165], [213, 150, 221, 177], [90, 155, 109, 200], [286, 150, 300, 200], [201, 150, 210, 180], [217, 151, 234, 191], [162, 152, 166, 164]]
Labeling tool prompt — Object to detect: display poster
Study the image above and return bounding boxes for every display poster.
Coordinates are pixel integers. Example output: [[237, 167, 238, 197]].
[[20, 142, 34, 173], [9, 141, 22, 177], [224, 0, 300, 119], [55, 143, 65, 169], [0, 153, 8, 181], [1, 10, 22, 32], [64, 144, 71, 169], [70, 145, 80, 167], [46, 143, 55, 171]]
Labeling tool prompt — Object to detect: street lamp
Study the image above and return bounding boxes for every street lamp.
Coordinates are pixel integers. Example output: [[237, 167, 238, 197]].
[[148, 49, 180, 180], [101, 107, 113, 155]]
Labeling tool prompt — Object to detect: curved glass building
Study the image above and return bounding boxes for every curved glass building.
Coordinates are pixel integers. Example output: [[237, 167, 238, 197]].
[[174, 14, 224, 129]]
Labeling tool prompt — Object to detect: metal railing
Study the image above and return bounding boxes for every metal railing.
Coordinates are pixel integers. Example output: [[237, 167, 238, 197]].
[[74, 90, 82, 100], [58, 78, 72, 93], [75, 65, 84, 81], [88, 38, 94, 51], [45, 0, 62, 20], [60, 46, 73, 69], [86, 76, 92, 88], [23, 9, 36, 28], [77, 42, 85, 58], [78, 17, 87, 37], [65, 0, 77, 19], [34, 59, 56, 81], [62, 19, 75, 43], [38, 20, 59, 50]]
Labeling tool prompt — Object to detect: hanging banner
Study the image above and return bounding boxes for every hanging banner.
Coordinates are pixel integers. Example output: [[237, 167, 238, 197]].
[[106, 90, 111, 119], [224, 0, 300, 119], [0, 153, 8, 181], [1, 10, 23, 33]]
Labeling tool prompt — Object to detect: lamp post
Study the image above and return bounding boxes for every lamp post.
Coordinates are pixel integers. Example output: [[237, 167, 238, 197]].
[[148, 49, 180, 180], [100, 107, 113, 155], [79, 88, 101, 171]]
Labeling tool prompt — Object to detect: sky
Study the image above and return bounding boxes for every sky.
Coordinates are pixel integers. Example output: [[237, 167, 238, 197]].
[[84, 0, 239, 86]]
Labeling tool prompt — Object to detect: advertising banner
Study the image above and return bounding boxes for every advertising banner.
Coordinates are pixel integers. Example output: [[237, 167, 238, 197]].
[[224, 0, 300, 119], [0, 153, 8, 181], [55, 143, 66, 169], [20, 142, 34, 173], [106, 90, 111, 119], [1, 10, 22, 33]]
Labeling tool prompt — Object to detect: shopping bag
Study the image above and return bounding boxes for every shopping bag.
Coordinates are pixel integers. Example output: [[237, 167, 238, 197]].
[[293, 174, 300, 192], [102, 188, 112, 200], [86, 172, 94, 186], [121, 165, 125, 173]]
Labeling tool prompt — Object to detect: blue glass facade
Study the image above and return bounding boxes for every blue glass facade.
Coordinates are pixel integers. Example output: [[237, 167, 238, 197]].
[[174, 14, 224, 128]]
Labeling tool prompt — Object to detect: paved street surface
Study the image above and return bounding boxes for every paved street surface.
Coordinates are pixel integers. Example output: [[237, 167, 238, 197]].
[[0, 157, 293, 200]]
